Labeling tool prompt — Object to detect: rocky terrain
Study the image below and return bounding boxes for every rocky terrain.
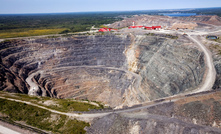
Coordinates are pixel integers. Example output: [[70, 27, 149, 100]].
[[202, 35, 221, 89], [110, 15, 221, 30], [87, 90, 221, 134], [1, 13, 221, 134], [126, 34, 205, 101], [176, 15, 221, 26], [0, 34, 205, 108]]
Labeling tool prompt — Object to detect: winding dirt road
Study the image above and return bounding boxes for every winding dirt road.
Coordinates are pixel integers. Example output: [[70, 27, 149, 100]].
[[188, 35, 216, 93], [152, 28, 217, 93], [26, 70, 43, 96], [0, 96, 110, 122], [0, 95, 171, 122]]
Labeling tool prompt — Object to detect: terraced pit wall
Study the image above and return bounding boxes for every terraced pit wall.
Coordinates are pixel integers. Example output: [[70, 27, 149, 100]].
[[0, 34, 205, 108]]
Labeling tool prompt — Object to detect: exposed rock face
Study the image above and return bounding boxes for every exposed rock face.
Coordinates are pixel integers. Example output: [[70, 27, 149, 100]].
[[0, 34, 205, 107], [0, 40, 30, 94], [141, 91, 221, 129], [126, 35, 205, 100], [87, 114, 221, 134], [205, 36, 221, 89], [87, 91, 221, 134], [214, 61, 221, 89]]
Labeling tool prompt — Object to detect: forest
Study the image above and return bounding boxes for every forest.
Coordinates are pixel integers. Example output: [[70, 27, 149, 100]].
[[0, 7, 221, 38], [0, 12, 123, 38]]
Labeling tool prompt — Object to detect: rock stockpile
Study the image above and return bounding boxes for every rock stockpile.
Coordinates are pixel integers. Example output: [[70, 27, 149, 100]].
[[0, 34, 205, 107], [109, 15, 221, 29], [176, 15, 221, 26], [109, 15, 197, 29]]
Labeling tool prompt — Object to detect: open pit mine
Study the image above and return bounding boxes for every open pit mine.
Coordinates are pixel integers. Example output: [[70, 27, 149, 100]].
[[0, 34, 205, 108], [1, 14, 221, 133]]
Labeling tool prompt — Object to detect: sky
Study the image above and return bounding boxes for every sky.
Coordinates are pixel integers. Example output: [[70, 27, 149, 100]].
[[0, 0, 221, 14]]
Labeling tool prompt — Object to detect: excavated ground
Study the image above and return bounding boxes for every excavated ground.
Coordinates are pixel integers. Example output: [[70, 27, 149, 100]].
[[109, 15, 221, 30], [203, 34, 221, 89], [87, 90, 221, 134], [0, 34, 205, 108]]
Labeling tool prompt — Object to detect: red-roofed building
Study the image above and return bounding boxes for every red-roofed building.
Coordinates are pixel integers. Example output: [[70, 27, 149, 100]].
[[152, 26, 161, 29], [99, 28, 118, 32], [144, 26, 162, 30], [144, 26, 152, 30], [128, 26, 144, 29], [99, 28, 108, 32]]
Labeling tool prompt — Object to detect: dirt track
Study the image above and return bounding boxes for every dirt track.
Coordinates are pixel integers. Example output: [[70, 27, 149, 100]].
[[151, 28, 217, 93], [188, 35, 216, 93]]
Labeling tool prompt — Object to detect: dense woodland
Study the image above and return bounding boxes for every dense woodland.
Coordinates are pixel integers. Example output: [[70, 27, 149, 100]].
[[0, 13, 123, 32], [0, 7, 221, 38], [0, 12, 123, 38]]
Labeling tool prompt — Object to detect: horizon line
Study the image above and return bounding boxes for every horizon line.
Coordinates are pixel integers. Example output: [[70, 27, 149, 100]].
[[0, 6, 221, 15]]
